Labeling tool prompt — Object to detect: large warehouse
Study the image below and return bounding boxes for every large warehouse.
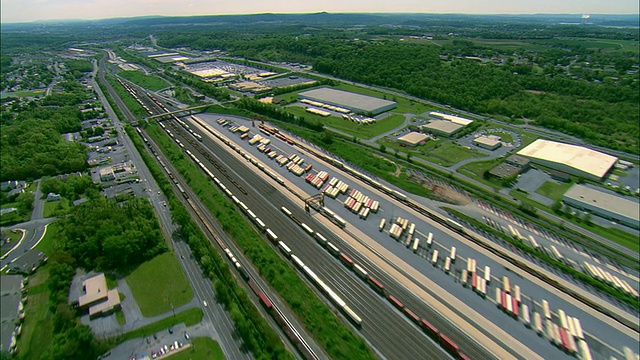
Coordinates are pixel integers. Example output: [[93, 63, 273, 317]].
[[563, 184, 639, 229], [298, 87, 397, 115], [517, 139, 618, 181]]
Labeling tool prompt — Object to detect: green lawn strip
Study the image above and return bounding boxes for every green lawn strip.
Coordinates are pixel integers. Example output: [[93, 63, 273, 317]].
[[42, 199, 71, 218], [120, 308, 204, 342], [35, 221, 61, 255], [444, 208, 639, 311], [105, 75, 148, 118], [118, 71, 170, 91], [125, 252, 194, 317], [17, 266, 53, 360], [125, 125, 293, 359], [535, 181, 574, 202], [115, 308, 126, 326], [170, 337, 225, 360], [143, 121, 376, 360]]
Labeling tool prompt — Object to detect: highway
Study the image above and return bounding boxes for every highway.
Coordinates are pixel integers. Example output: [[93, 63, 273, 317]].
[[96, 57, 255, 360]]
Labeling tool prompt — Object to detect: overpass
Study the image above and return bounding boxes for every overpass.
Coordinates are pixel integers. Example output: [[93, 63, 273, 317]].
[[146, 104, 211, 120]]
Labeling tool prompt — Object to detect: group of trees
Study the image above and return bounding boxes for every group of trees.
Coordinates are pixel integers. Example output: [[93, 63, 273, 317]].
[[1, 105, 88, 181], [60, 197, 167, 271], [40, 174, 99, 200]]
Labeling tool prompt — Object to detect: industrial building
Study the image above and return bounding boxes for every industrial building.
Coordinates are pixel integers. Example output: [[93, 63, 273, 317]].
[[563, 184, 640, 229], [473, 135, 502, 150], [429, 112, 474, 126], [421, 120, 464, 137], [298, 87, 397, 115], [74, 273, 122, 319], [489, 154, 531, 179], [398, 132, 429, 147], [517, 139, 618, 181]]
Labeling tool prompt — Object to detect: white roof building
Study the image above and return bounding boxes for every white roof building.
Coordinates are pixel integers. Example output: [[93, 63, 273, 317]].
[[517, 139, 618, 181], [429, 112, 474, 126]]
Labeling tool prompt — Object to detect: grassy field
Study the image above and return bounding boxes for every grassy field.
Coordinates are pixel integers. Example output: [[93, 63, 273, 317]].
[[17, 265, 53, 360], [423, 142, 488, 167], [535, 181, 574, 202], [118, 71, 170, 91], [286, 105, 406, 139], [115, 308, 126, 326], [170, 338, 225, 360], [120, 307, 204, 342], [106, 76, 148, 118], [35, 221, 61, 255], [43, 199, 71, 218], [125, 252, 193, 317]]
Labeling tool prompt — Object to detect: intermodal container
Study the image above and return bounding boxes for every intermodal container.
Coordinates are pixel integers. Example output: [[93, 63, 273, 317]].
[[368, 276, 384, 294], [421, 319, 439, 339], [340, 253, 354, 268]]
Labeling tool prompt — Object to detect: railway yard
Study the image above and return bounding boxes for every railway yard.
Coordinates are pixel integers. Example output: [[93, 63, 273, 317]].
[[117, 76, 639, 360]]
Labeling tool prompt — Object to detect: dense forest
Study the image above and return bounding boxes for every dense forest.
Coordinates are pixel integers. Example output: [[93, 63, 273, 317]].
[[0, 103, 88, 181]]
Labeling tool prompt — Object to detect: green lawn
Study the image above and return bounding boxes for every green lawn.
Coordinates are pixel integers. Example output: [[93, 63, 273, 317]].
[[43, 199, 71, 218], [35, 221, 61, 255], [16, 266, 53, 360], [120, 307, 203, 342], [170, 337, 225, 360], [423, 142, 488, 167], [125, 252, 193, 317], [118, 71, 171, 91], [535, 181, 574, 201]]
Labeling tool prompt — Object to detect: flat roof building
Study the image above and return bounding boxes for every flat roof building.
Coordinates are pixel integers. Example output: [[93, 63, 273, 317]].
[[78, 273, 108, 308], [74, 273, 122, 319], [473, 135, 502, 150], [429, 112, 474, 126], [517, 139, 618, 181], [298, 87, 397, 115], [398, 132, 429, 147], [421, 120, 463, 137], [563, 184, 639, 229]]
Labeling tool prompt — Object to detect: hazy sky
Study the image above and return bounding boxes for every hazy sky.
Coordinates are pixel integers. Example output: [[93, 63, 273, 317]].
[[2, 0, 639, 23]]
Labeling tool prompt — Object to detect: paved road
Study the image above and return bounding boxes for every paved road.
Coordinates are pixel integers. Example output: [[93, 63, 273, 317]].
[[0, 218, 56, 270], [31, 181, 44, 220], [96, 56, 253, 360]]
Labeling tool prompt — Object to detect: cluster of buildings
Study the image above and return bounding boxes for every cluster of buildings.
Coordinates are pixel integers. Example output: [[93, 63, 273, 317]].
[[420, 112, 474, 138]]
